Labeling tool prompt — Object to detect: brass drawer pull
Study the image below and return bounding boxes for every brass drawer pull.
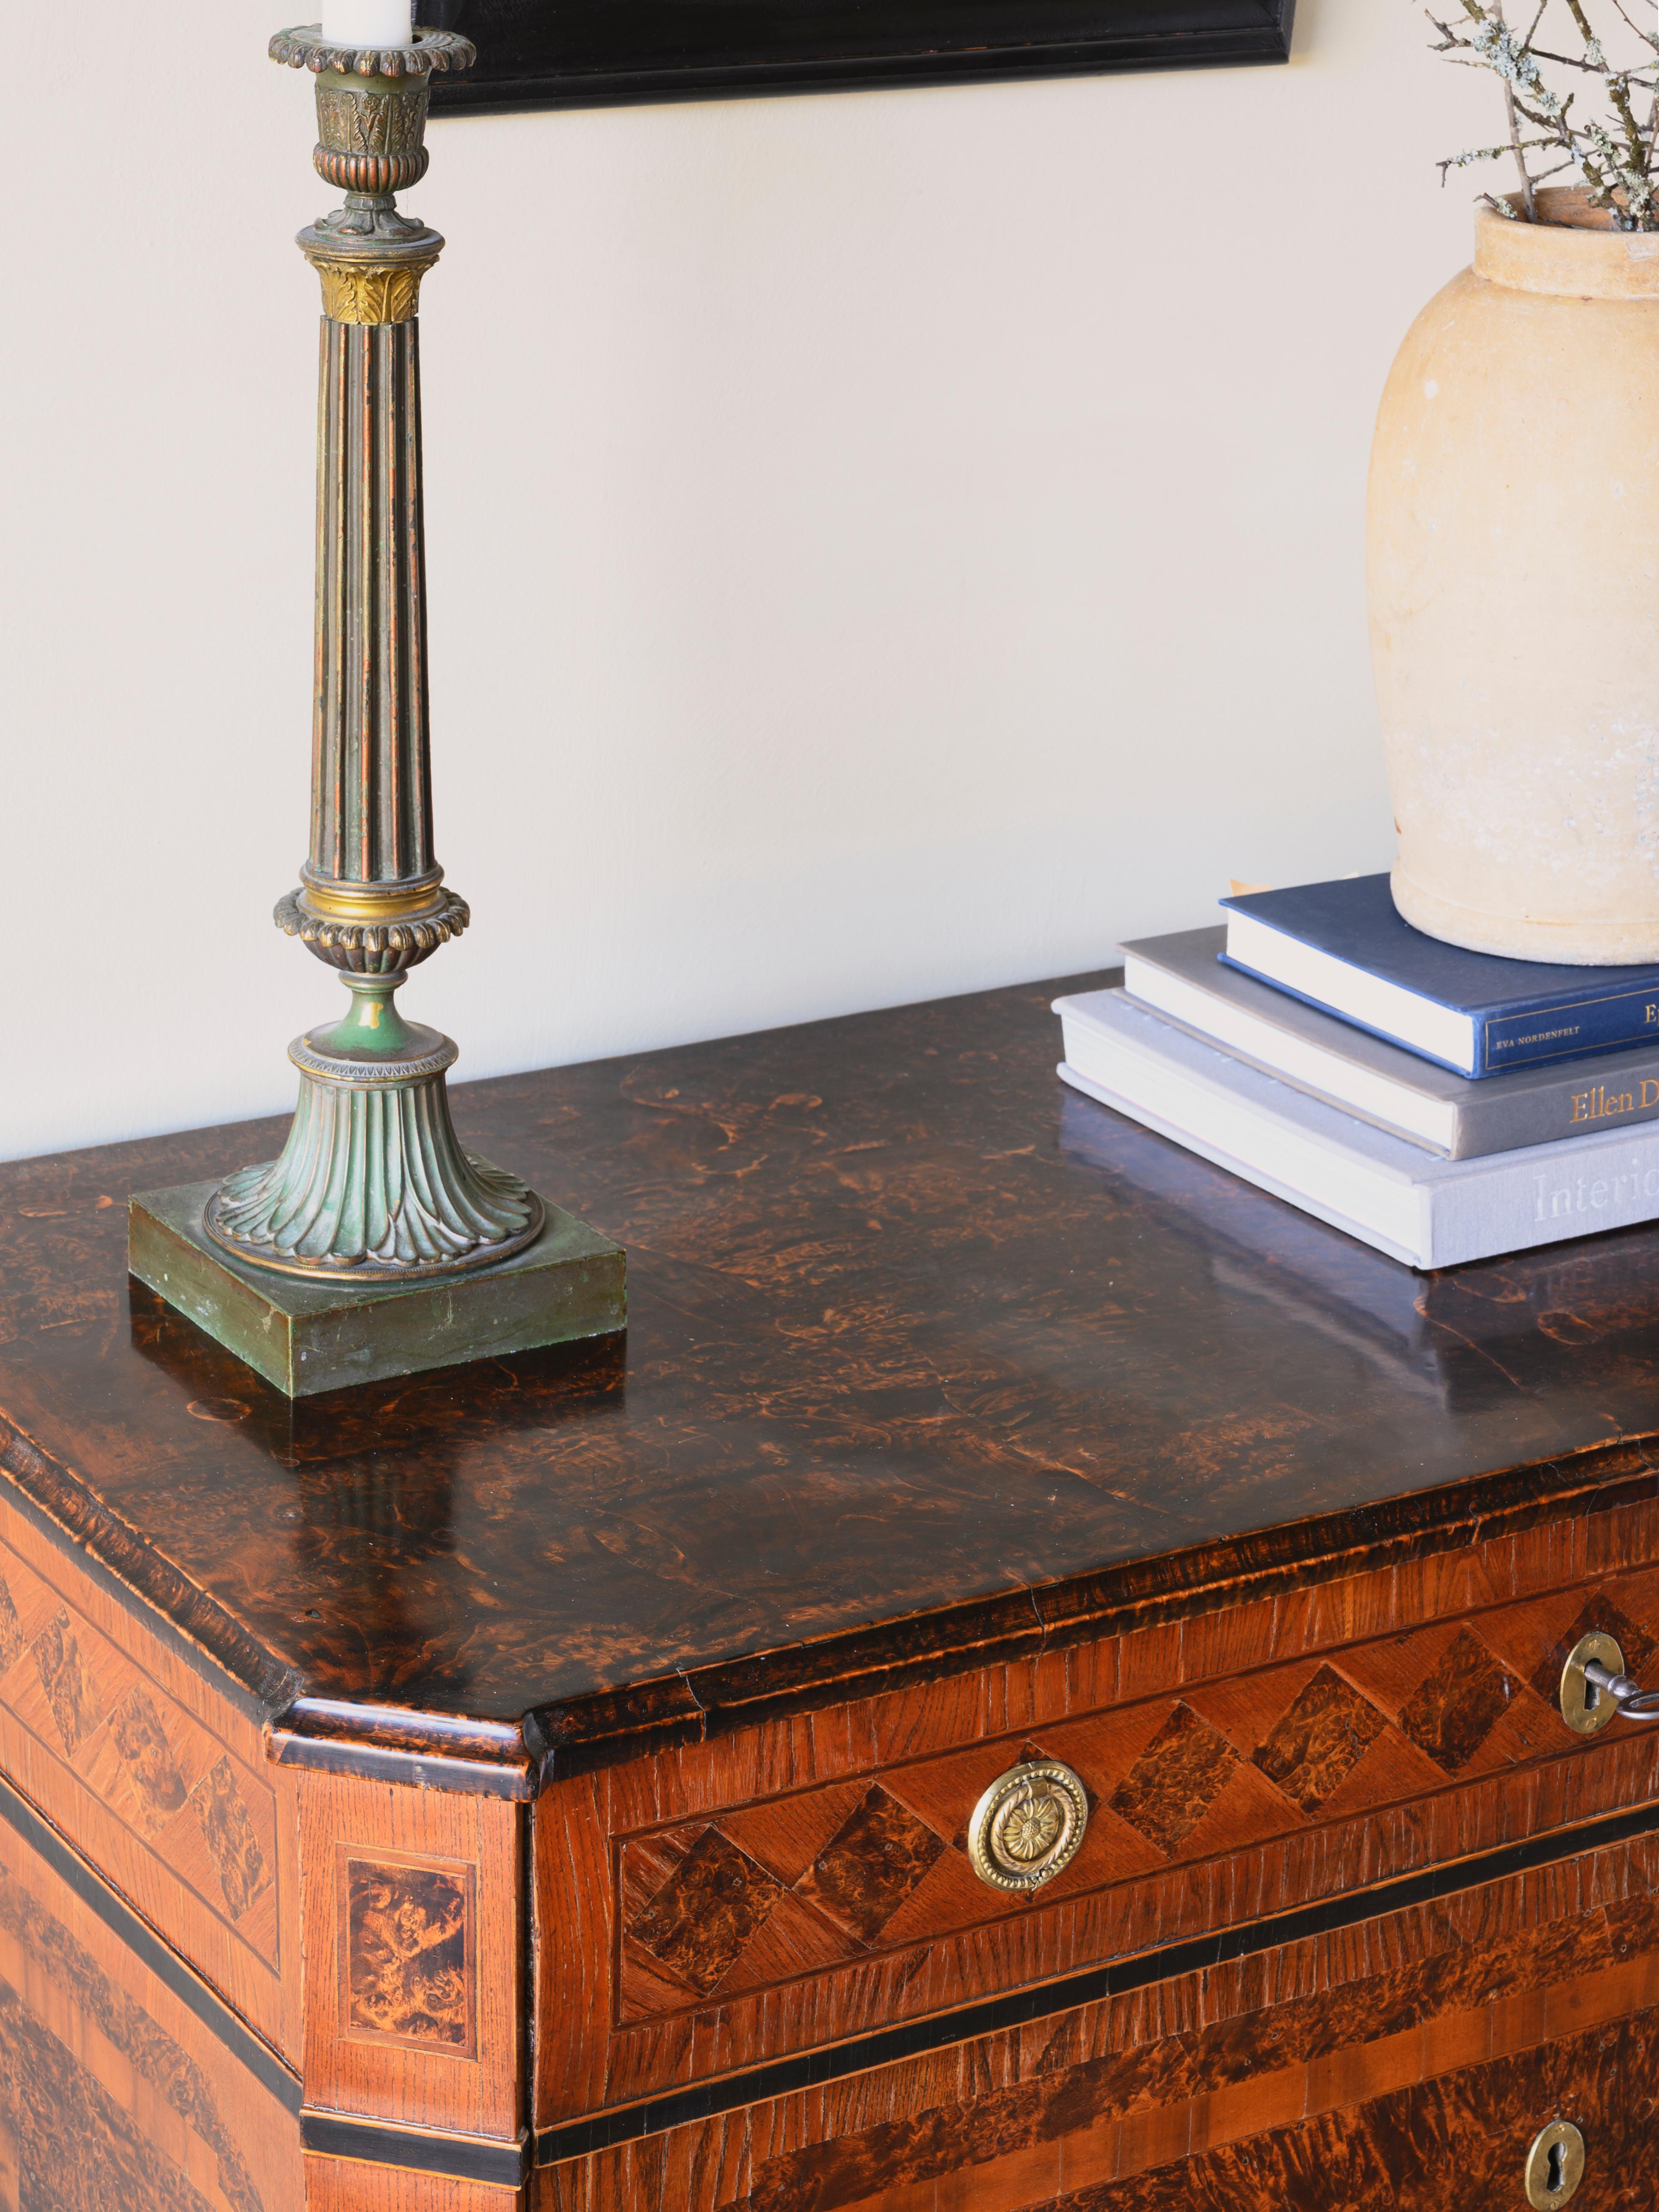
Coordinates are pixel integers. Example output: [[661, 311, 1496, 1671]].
[[967, 1760, 1089, 1893], [1560, 1630, 1659, 1733]]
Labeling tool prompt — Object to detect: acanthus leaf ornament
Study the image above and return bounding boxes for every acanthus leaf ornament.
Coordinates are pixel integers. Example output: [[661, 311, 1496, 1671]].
[[315, 81, 430, 154], [304, 254, 436, 325]]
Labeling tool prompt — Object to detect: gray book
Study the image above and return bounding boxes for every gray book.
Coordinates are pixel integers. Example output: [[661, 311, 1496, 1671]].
[[1054, 989, 1659, 1270], [1121, 926, 1659, 1161]]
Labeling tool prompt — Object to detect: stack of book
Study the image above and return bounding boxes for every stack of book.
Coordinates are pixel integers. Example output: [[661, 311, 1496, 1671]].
[[1055, 874, 1659, 1269]]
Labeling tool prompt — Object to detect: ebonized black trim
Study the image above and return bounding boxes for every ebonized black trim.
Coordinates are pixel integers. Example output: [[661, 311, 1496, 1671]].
[[271, 1731, 535, 1799], [0, 1768, 302, 2113], [534, 1795, 1659, 2166], [271, 1699, 533, 1799], [301, 2111, 530, 2186], [426, 0, 1294, 115]]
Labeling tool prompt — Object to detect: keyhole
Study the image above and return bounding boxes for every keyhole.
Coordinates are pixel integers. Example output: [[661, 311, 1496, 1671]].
[[1526, 2118, 1583, 2208], [1584, 1673, 1599, 1712]]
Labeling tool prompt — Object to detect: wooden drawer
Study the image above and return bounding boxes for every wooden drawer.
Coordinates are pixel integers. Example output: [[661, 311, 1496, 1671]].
[[538, 1818, 1659, 2209], [532, 1491, 1659, 2126]]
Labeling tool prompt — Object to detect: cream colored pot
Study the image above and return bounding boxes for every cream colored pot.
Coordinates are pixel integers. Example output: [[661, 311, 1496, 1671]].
[[1368, 188, 1659, 963]]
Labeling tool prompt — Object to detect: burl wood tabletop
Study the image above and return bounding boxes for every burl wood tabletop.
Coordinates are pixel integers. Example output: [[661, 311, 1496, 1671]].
[[3, 974, 1659, 1738]]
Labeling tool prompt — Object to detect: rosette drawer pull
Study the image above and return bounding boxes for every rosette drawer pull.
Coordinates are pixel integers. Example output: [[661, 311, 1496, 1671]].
[[1560, 1630, 1659, 1733], [967, 1760, 1089, 1893]]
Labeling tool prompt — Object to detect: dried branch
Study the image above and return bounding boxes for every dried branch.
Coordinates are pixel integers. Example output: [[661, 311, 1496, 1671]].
[[1496, 2, 1537, 212], [1605, 0, 1659, 50], [1418, 0, 1659, 226]]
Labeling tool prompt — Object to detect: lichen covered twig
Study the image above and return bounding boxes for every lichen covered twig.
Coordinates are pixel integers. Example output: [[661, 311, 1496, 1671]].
[[1421, 0, 1659, 226]]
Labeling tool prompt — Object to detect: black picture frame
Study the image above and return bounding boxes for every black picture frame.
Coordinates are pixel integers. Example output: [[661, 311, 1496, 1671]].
[[425, 0, 1295, 114]]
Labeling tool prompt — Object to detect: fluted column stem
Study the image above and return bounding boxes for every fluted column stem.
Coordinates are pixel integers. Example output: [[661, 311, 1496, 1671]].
[[314, 319, 434, 886], [204, 24, 542, 1283]]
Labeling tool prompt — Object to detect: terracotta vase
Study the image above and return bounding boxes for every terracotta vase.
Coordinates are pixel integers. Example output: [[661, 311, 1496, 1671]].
[[1368, 188, 1659, 963]]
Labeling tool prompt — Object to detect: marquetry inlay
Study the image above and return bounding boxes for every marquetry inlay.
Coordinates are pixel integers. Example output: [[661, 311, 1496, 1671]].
[[0, 1857, 268, 2212], [615, 1581, 1659, 2025], [340, 1851, 476, 2056], [0, 1544, 276, 1958]]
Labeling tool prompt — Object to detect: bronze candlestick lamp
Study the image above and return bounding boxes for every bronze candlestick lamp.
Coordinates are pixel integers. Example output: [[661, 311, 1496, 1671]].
[[129, 25, 624, 1396]]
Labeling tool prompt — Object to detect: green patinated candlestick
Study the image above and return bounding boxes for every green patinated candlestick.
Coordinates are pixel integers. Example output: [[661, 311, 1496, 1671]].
[[127, 24, 625, 1394]]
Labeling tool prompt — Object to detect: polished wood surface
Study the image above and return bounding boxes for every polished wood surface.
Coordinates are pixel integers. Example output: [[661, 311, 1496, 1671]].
[[7, 975, 1659, 1750], [537, 1826, 1659, 2210]]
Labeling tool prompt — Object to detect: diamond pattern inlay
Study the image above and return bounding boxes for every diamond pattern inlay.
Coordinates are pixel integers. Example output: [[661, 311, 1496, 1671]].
[[1398, 1626, 1516, 1774], [30, 1611, 102, 1756], [793, 1785, 946, 1946], [631, 1827, 784, 1997], [1530, 1597, 1659, 1712], [109, 1686, 189, 1837], [1109, 1703, 1239, 1856], [613, 1579, 1659, 2028], [1254, 1665, 1388, 1814]]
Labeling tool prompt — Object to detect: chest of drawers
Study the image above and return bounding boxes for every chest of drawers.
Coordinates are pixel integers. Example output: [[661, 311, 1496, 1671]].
[[4, 972, 1659, 2211]]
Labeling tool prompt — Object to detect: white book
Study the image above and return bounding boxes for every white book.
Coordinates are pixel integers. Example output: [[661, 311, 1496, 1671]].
[[1054, 987, 1659, 1271]]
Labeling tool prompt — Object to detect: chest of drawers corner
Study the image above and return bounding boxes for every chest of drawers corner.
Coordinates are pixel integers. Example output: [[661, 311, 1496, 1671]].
[[9, 973, 1659, 2211]]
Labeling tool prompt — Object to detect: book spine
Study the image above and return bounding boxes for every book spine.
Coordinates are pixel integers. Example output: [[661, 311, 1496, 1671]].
[[1431, 1126, 1659, 1266], [1477, 985, 1659, 1076], [1463, 1070, 1659, 1156]]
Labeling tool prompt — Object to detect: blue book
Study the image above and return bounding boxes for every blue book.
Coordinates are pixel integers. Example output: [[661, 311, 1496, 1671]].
[[1219, 874, 1659, 1080]]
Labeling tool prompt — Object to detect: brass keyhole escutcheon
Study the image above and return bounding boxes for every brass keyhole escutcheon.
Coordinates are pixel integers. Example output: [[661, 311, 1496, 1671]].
[[1560, 1630, 1625, 1735], [967, 1760, 1089, 1893], [1524, 2120, 1585, 2209]]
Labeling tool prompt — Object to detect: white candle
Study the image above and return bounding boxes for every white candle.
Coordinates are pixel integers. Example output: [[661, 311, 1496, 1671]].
[[322, 0, 414, 45]]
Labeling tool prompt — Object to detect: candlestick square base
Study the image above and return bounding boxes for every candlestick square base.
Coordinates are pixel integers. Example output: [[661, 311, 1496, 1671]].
[[128, 1173, 624, 1398]]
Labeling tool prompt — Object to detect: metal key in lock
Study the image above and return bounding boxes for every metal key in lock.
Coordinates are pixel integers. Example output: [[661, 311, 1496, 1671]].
[[1559, 1630, 1659, 1733]]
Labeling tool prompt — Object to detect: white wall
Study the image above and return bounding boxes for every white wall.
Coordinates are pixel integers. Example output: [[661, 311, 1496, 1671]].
[[3, 1, 1506, 1161]]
